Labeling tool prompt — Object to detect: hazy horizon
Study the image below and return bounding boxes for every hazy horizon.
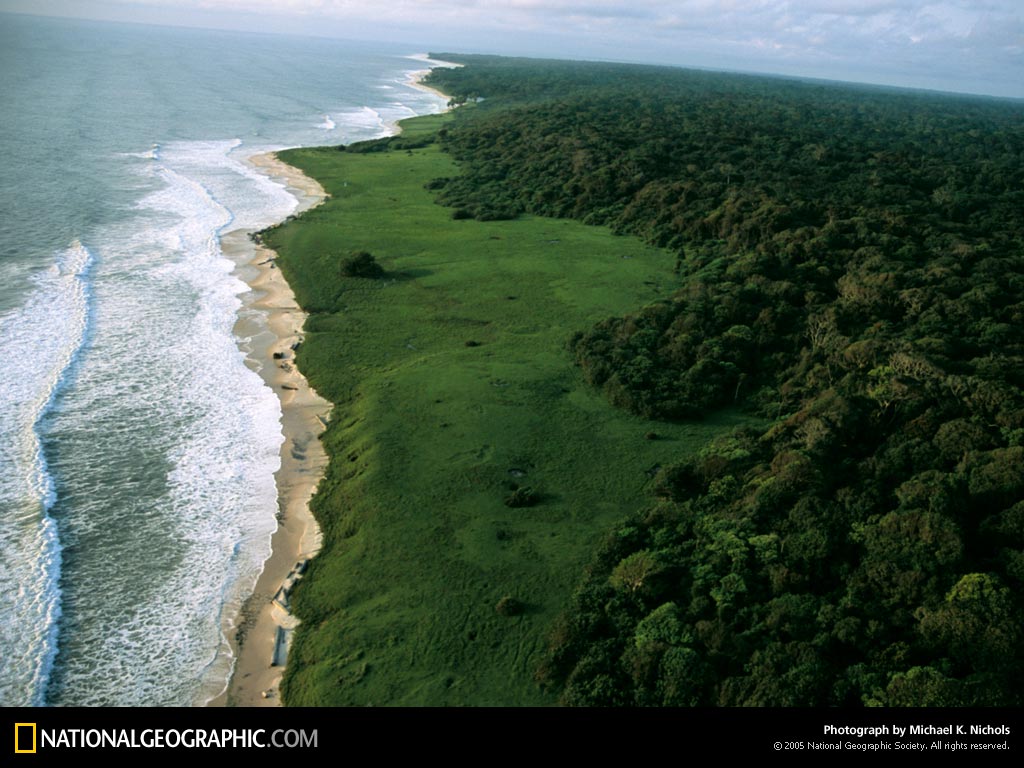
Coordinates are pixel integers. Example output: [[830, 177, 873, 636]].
[[1, 0, 1021, 100]]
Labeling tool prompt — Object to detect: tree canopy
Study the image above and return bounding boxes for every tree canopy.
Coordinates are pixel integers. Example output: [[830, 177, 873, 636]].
[[425, 55, 1024, 706]]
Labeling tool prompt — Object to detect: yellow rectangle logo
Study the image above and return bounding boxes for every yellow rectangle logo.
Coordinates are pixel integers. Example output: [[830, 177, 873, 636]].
[[14, 723, 36, 754]]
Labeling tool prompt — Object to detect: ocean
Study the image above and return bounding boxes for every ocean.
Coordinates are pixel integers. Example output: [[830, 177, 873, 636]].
[[0, 12, 446, 706]]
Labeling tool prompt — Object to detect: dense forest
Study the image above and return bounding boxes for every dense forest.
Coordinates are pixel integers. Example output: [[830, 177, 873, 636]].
[[424, 56, 1024, 706]]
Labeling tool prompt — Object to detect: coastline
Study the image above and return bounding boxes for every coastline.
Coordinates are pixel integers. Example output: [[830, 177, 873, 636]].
[[214, 63, 454, 708], [406, 53, 462, 103], [211, 153, 331, 707], [220, 78, 714, 706]]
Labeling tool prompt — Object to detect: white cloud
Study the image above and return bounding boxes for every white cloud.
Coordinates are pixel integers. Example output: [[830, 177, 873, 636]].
[[3, 0, 1020, 96]]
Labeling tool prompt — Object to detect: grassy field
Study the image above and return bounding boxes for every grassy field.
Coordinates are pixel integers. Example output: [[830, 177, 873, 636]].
[[268, 114, 749, 705]]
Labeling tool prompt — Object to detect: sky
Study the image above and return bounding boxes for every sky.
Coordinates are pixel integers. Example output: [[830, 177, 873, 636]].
[[2, 0, 1022, 98]]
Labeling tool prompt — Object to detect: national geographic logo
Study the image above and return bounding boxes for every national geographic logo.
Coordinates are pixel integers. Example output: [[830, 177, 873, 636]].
[[14, 723, 37, 754], [11, 724, 316, 751]]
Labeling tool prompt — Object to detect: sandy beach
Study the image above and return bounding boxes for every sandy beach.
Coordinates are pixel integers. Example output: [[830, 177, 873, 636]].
[[406, 53, 462, 102], [212, 68, 453, 708], [210, 152, 331, 707]]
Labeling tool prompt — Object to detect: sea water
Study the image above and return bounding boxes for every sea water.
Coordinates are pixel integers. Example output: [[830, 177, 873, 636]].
[[0, 13, 446, 706]]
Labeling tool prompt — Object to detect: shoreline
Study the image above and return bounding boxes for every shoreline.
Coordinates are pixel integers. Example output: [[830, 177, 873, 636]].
[[406, 53, 462, 104], [217, 74, 714, 706], [211, 152, 331, 708], [213, 63, 454, 708]]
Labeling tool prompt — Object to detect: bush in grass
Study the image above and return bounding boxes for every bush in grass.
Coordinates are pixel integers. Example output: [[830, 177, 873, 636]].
[[496, 595, 524, 616], [505, 486, 539, 508], [340, 251, 384, 278]]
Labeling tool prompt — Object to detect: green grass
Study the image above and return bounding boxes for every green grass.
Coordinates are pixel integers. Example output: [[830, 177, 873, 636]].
[[269, 115, 750, 705]]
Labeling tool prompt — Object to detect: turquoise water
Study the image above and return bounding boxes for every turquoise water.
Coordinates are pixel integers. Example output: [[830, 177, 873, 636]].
[[0, 13, 446, 706]]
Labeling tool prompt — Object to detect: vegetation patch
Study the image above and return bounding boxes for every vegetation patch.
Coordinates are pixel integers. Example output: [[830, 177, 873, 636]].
[[426, 55, 1024, 707], [268, 116, 747, 706], [271, 53, 1024, 707], [339, 251, 384, 279]]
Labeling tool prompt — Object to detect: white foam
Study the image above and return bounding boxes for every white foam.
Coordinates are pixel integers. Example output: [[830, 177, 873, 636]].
[[0, 241, 92, 706], [123, 143, 160, 160], [41, 142, 287, 706], [335, 105, 390, 138], [390, 74, 449, 117], [4, 60, 448, 706]]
